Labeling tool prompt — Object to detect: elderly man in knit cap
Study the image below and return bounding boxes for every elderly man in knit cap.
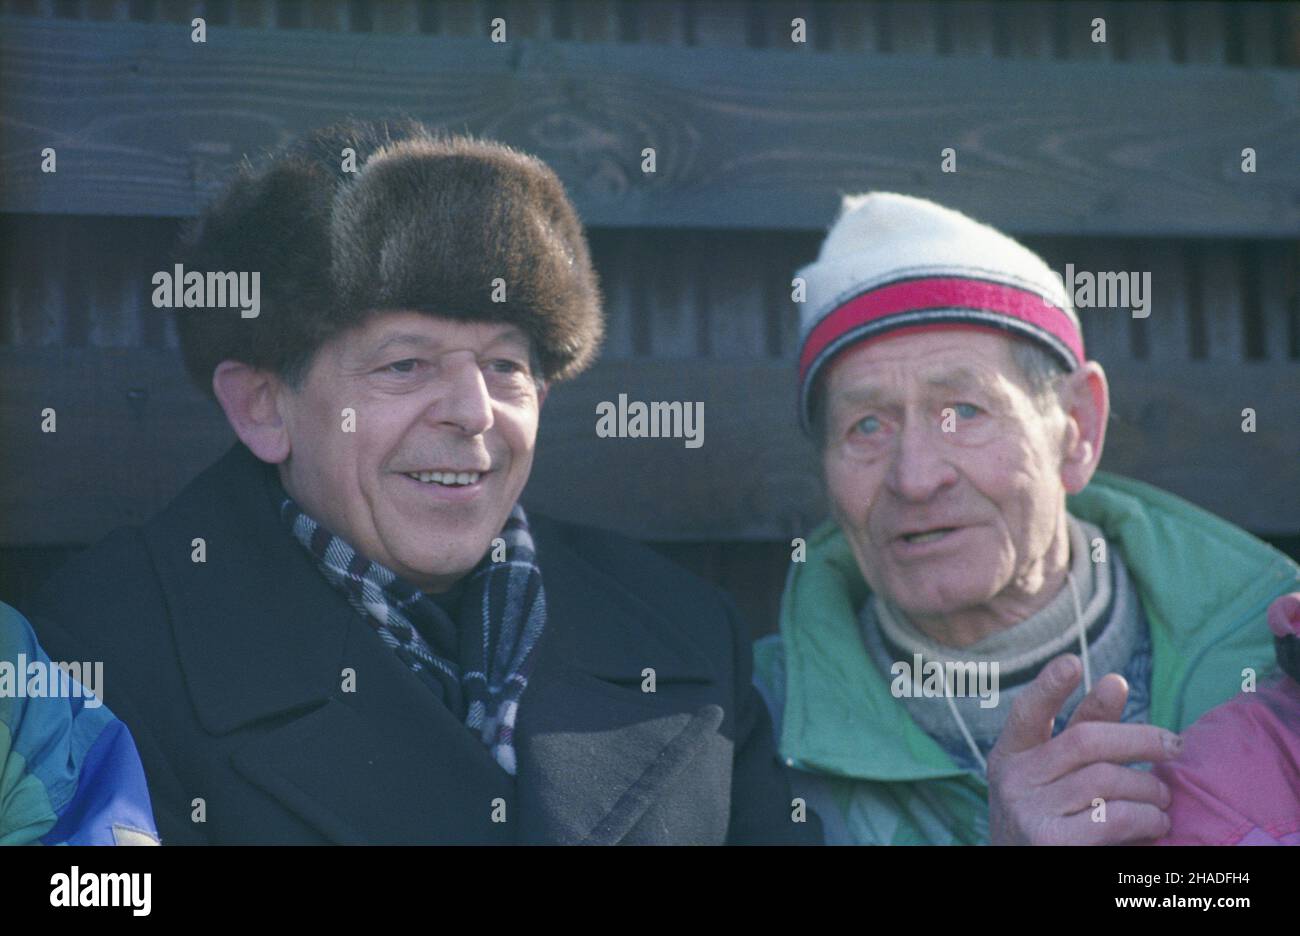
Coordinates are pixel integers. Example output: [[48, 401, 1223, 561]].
[[753, 192, 1300, 845], [26, 119, 815, 845]]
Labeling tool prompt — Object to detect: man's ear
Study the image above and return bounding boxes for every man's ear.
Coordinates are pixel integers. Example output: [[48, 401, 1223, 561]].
[[211, 360, 292, 464], [536, 380, 549, 410], [1059, 361, 1109, 495]]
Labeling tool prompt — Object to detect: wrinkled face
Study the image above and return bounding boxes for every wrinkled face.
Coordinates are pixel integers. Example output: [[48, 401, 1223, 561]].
[[821, 329, 1068, 620], [276, 311, 544, 592]]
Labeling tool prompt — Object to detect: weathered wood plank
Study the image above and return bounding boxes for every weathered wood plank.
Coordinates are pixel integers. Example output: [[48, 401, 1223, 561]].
[[1287, 5, 1300, 67], [438, 0, 482, 37], [627, 0, 682, 44], [2, 349, 1297, 545], [702, 244, 768, 358], [760, 229, 809, 357], [585, 232, 635, 357], [823, 0, 879, 53], [156, 1, 199, 27], [948, 0, 995, 57], [755, 0, 815, 53], [1239, 0, 1280, 67], [641, 232, 696, 357], [85, 0, 130, 20], [305, 0, 346, 32], [1253, 242, 1294, 361], [1057, 237, 1132, 365], [372, 0, 419, 34], [1132, 241, 1191, 363], [1180, 0, 1227, 65], [271, 0, 303, 30], [572, 0, 621, 42], [690, 0, 749, 47], [1003, 0, 1054, 59], [1198, 244, 1246, 362], [1119, 0, 1174, 63], [885, 0, 937, 55], [3, 16, 1297, 235], [233, 0, 270, 28], [501, 0, 544, 39]]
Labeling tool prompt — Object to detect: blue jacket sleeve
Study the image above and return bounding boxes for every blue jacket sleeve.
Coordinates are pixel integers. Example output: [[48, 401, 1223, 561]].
[[0, 601, 160, 845]]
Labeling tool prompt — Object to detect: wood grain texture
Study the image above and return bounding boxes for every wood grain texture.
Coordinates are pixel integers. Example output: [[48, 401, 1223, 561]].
[[2, 17, 1297, 234]]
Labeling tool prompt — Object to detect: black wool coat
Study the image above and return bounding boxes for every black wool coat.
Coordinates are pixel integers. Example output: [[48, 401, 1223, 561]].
[[26, 443, 818, 845]]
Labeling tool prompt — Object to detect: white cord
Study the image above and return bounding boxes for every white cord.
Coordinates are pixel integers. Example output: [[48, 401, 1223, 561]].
[[943, 667, 988, 774], [1067, 570, 1092, 695], [942, 570, 1093, 776]]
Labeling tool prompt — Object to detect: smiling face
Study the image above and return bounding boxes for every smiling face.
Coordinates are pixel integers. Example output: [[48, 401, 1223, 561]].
[[820, 328, 1090, 645], [273, 311, 544, 592]]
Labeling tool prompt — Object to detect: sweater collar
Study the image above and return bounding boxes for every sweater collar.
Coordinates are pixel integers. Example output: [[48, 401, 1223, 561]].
[[871, 515, 1111, 684]]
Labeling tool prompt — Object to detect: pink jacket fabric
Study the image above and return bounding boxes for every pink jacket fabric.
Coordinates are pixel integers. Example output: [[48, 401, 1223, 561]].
[[1152, 595, 1300, 846]]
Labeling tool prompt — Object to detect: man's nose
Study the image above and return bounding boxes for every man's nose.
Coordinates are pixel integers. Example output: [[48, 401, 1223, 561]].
[[885, 415, 957, 502], [428, 355, 494, 436]]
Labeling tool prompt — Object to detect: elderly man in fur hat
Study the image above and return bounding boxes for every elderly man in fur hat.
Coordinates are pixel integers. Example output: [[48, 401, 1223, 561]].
[[26, 120, 815, 845], [752, 192, 1300, 845]]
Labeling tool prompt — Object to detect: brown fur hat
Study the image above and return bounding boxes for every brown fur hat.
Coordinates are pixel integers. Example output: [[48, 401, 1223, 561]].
[[174, 118, 603, 398]]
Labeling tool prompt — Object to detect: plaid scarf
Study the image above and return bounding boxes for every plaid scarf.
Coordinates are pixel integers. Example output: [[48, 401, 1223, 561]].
[[278, 492, 547, 776]]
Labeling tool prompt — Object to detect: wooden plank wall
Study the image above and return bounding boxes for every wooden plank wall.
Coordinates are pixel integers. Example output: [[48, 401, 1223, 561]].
[[3, 0, 1296, 65], [2, 219, 1295, 543], [2, 15, 1297, 234], [1, 0, 1297, 636]]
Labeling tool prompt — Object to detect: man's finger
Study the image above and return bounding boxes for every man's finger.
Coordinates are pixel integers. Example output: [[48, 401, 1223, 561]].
[[1061, 800, 1171, 846], [1043, 721, 1183, 780], [1048, 761, 1171, 815], [1064, 672, 1129, 731], [992, 654, 1082, 757]]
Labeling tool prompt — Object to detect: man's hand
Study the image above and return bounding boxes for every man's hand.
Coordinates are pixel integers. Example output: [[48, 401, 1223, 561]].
[[987, 654, 1181, 845]]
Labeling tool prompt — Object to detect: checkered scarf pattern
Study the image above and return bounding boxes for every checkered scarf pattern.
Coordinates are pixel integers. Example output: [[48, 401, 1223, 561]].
[[279, 495, 547, 776]]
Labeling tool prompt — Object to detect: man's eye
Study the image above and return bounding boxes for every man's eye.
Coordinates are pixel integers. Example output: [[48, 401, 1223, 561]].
[[854, 415, 881, 435], [385, 359, 420, 375], [953, 403, 981, 419], [488, 359, 525, 375]]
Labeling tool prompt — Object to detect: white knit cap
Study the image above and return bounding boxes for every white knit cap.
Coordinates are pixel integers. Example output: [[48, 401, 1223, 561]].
[[796, 192, 1083, 434]]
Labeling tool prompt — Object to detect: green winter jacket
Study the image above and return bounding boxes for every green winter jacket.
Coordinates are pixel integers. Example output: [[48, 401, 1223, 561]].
[[753, 472, 1299, 845]]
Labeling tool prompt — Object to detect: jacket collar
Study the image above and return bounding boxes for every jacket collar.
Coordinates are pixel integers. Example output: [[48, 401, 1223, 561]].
[[777, 471, 1298, 783]]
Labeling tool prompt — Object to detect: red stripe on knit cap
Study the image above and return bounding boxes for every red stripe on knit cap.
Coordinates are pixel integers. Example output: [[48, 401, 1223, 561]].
[[798, 277, 1084, 381]]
